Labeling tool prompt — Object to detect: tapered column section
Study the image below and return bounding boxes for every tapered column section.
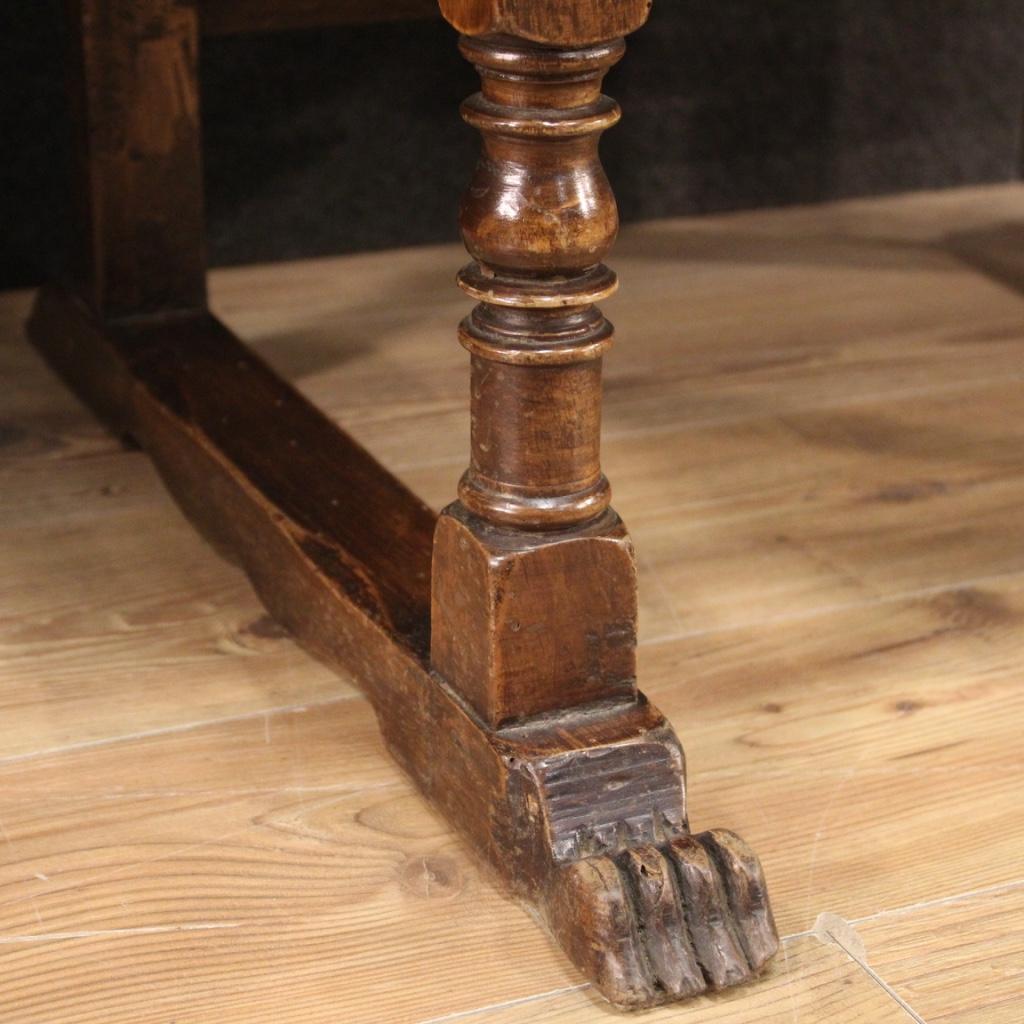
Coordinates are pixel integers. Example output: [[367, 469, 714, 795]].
[[431, 36, 639, 728]]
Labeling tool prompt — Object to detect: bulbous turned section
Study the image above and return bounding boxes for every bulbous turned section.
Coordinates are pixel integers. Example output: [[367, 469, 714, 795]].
[[458, 35, 624, 275]]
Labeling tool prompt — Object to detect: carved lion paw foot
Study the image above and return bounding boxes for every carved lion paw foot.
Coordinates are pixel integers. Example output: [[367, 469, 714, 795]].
[[547, 829, 778, 1009]]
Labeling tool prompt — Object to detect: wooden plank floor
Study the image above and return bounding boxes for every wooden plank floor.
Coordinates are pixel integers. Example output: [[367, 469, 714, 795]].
[[2, 185, 1023, 1022]]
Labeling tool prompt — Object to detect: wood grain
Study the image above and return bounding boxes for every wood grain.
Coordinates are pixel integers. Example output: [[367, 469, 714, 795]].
[[858, 887, 1024, 1023], [66, 0, 207, 318], [460, 935, 915, 1023], [196, 191, 1024, 490], [27, 286, 750, 1010], [5, 186, 1024, 1020], [438, 0, 653, 45]]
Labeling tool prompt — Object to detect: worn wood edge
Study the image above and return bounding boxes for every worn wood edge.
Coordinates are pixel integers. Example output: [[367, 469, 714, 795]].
[[26, 284, 435, 664]]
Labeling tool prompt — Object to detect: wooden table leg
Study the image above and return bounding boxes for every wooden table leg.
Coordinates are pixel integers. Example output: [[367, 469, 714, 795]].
[[430, 35, 634, 729], [426, 5, 780, 1004], [26, 0, 779, 1009]]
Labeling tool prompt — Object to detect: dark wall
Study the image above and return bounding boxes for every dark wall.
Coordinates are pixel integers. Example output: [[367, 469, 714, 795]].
[[4, 1, 1024, 290]]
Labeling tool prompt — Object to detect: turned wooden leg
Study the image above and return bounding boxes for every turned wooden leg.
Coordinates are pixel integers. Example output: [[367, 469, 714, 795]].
[[430, 36, 635, 728], [428, 2, 781, 1006]]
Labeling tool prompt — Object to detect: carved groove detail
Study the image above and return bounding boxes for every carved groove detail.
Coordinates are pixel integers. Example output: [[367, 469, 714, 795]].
[[529, 741, 688, 862]]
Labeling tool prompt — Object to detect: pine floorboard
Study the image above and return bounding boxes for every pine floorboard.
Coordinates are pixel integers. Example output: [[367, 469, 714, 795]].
[[2, 184, 1023, 1021]]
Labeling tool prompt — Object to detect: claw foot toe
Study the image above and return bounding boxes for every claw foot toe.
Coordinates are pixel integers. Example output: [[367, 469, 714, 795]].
[[545, 829, 778, 1008]]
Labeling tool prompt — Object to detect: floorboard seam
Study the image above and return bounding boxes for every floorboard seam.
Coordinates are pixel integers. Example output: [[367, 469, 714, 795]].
[[781, 875, 1024, 945], [0, 694, 358, 767], [820, 920, 928, 1024], [413, 984, 589, 1024], [384, 372, 1024, 475], [846, 876, 1024, 927], [428, 878, 1024, 1023], [641, 567, 1024, 648], [0, 922, 242, 944]]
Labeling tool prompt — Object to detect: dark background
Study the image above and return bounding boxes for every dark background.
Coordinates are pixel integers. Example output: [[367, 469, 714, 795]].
[[4, 0, 1024, 291]]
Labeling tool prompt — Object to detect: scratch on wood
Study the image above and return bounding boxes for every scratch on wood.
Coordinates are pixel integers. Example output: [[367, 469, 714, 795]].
[[814, 911, 927, 1023]]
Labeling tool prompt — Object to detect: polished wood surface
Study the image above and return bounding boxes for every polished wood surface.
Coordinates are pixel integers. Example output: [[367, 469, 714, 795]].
[[433, 34, 636, 726], [4, 185, 1024, 1021], [439, 0, 652, 44], [453, 34, 623, 529]]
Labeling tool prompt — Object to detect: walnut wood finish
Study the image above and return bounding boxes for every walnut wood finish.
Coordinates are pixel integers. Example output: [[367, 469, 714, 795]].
[[427, 26, 778, 1004], [431, 36, 636, 729], [26, 0, 777, 1010], [439, 0, 653, 45], [66, 0, 207, 319]]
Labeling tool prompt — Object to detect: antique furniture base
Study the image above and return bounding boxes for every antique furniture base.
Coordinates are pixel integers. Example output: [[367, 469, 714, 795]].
[[28, 285, 777, 1007], [36, 0, 779, 1008]]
